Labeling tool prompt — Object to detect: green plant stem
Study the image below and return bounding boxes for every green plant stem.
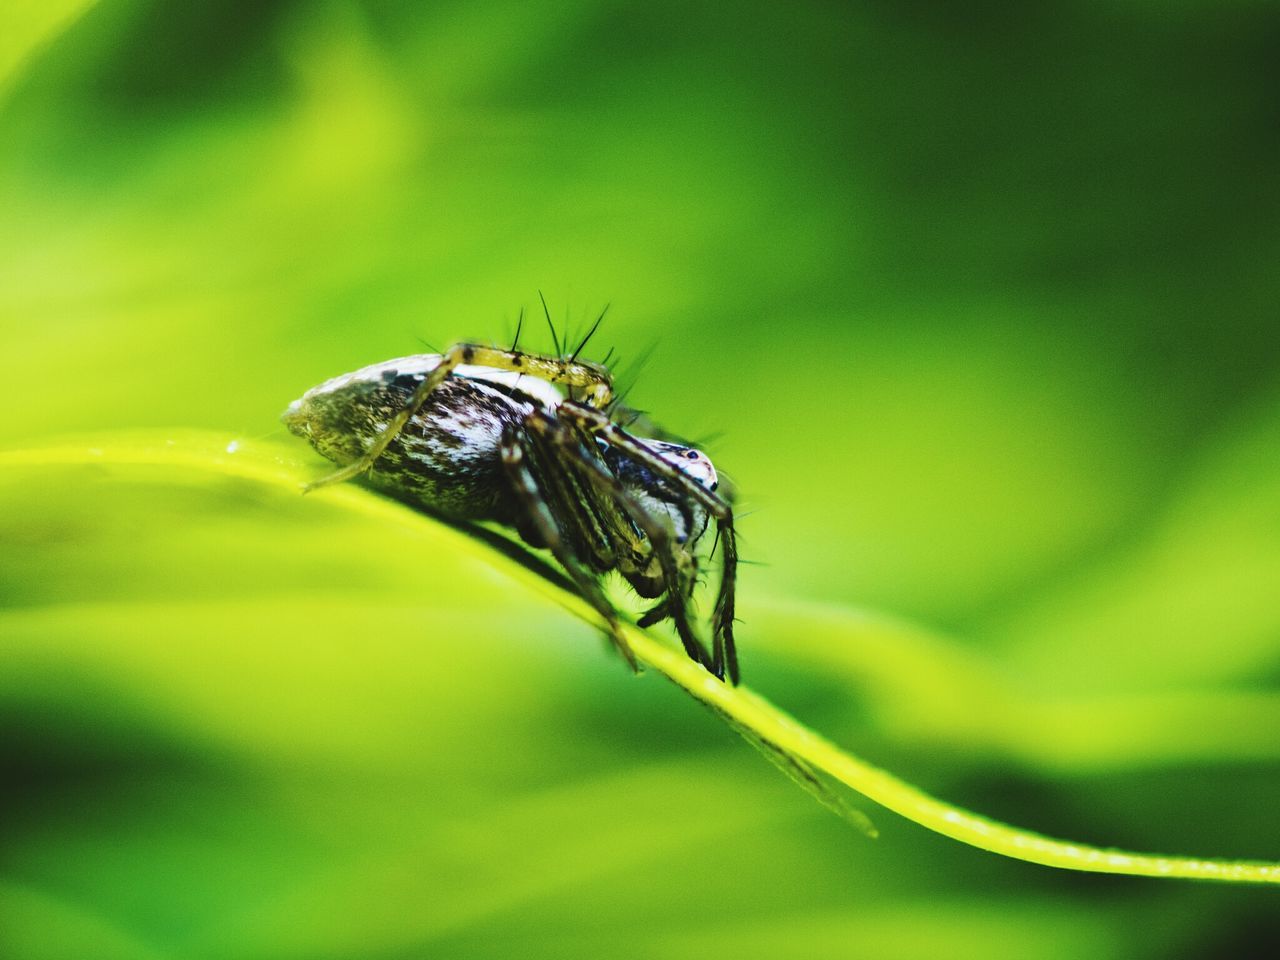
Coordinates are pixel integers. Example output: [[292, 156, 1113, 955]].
[[612, 621, 1280, 884], [5, 430, 1280, 885]]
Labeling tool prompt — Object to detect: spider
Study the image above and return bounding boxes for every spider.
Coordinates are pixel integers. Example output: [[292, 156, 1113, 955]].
[[280, 315, 740, 683]]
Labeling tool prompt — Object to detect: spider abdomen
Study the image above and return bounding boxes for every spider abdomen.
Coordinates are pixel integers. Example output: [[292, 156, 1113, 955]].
[[285, 363, 538, 520]]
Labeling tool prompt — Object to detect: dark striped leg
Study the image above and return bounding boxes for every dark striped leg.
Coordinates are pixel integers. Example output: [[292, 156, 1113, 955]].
[[557, 402, 739, 684], [526, 414, 717, 676], [499, 427, 638, 673]]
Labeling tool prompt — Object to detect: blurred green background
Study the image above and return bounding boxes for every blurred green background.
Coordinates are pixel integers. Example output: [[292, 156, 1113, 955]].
[[3, 1, 1280, 957]]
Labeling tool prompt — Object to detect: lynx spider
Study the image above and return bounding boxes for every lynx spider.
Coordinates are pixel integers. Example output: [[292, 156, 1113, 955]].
[[282, 308, 740, 683]]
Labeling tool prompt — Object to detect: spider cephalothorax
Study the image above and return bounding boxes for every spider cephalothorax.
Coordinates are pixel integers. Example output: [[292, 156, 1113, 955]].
[[281, 330, 739, 683]]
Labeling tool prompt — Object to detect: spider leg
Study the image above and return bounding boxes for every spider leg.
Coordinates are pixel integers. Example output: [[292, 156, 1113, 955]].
[[557, 402, 740, 684], [525, 413, 717, 675], [636, 603, 669, 629], [499, 426, 639, 673], [305, 343, 616, 492], [712, 517, 739, 684]]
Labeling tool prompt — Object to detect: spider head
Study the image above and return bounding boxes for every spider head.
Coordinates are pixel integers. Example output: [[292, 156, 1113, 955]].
[[602, 439, 718, 547], [646, 440, 718, 493]]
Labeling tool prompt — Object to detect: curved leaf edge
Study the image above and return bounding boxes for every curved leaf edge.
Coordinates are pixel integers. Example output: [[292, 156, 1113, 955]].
[[3, 429, 1278, 886]]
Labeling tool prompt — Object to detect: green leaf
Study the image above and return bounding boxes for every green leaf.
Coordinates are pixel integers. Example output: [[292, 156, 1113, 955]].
[[5, 430, 1278, 886]]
